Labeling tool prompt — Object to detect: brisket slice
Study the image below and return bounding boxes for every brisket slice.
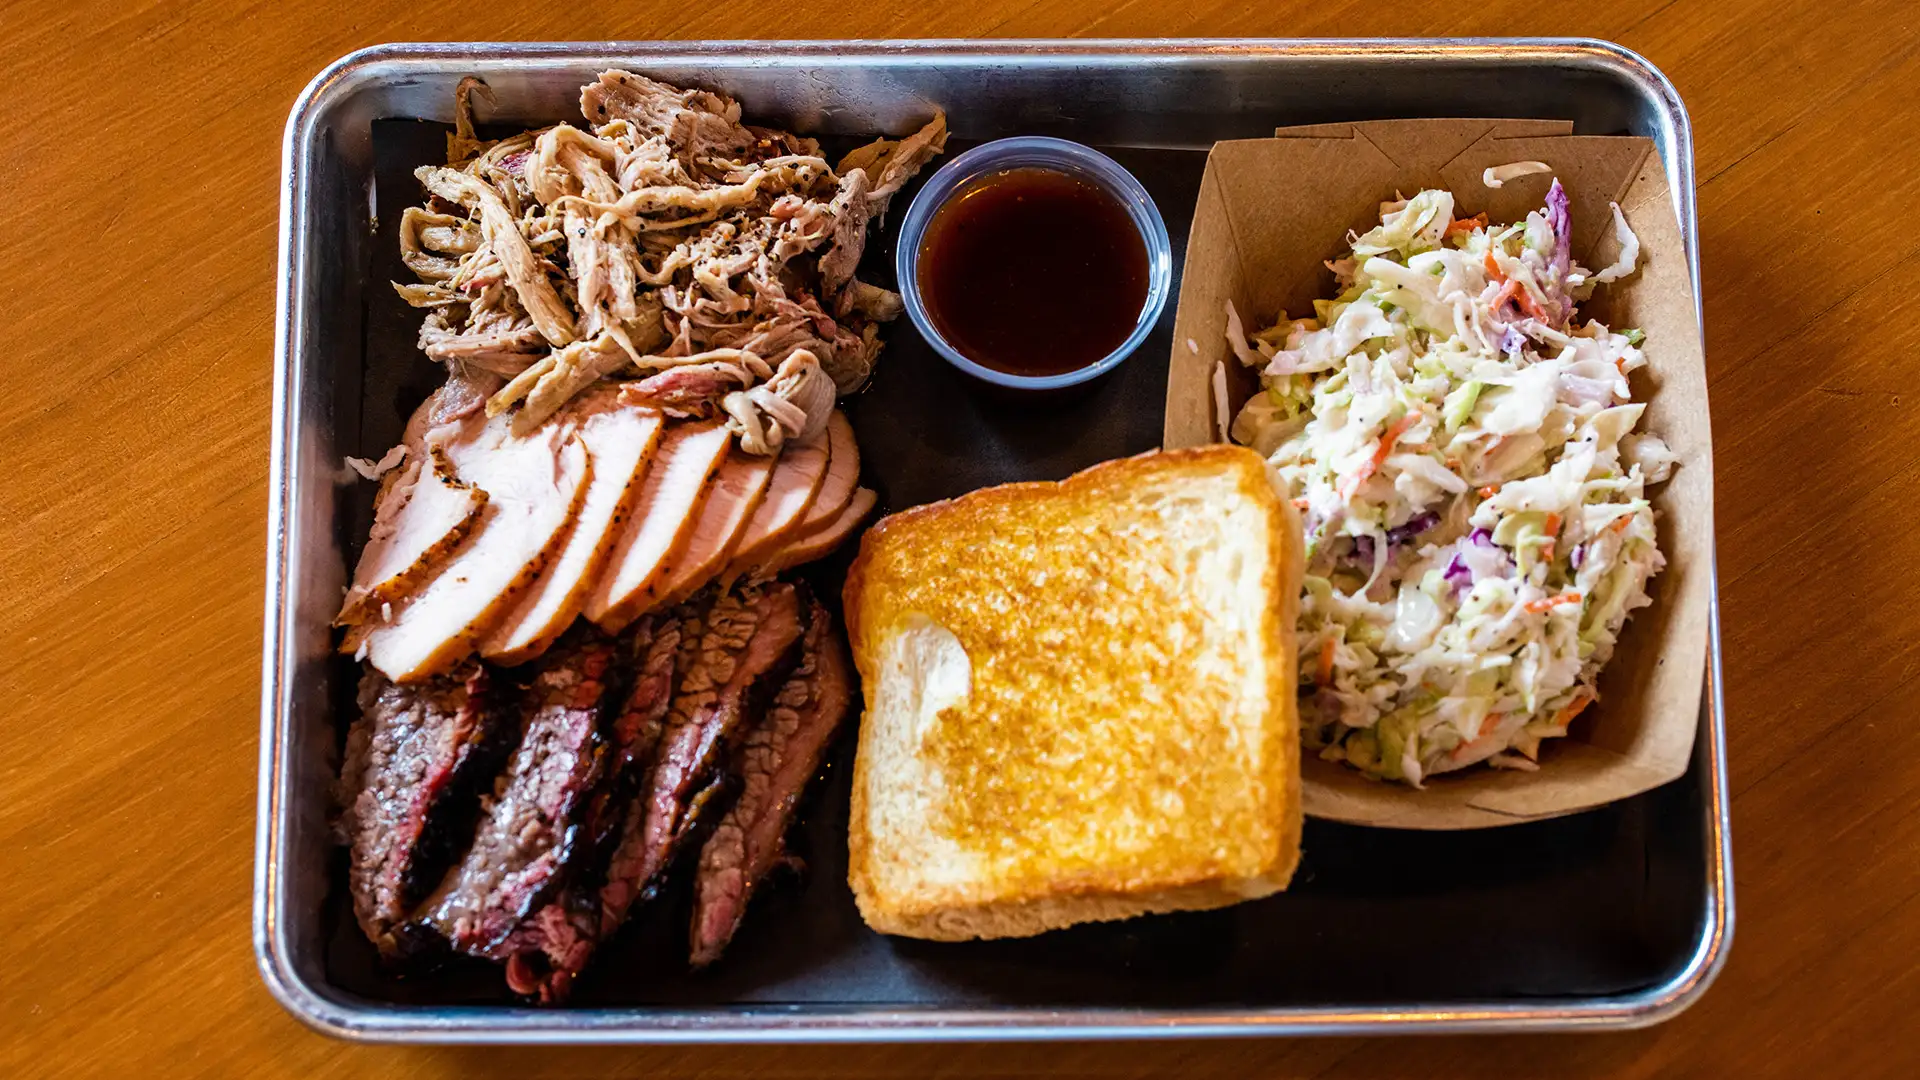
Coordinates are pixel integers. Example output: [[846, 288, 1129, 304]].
[[628, 581, 805, 902], [688, 600, 853, 967], [417, 631, 621, 955], [492, 614, 682, 992], [337, 664, 510, 956], [499, 582, 803, 1001], [580, 615, 685, 861]]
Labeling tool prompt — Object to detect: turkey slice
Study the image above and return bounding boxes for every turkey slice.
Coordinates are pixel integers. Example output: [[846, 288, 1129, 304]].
[[360, 412, 591, 682], [794, 410, 859, 536], [335, 382, 497, 626], [759, 487, 876, 575], [482, 395, 665, 665], [336, 446, 486, 627], [585, 421, 732, 633], [724, 433, 830, 574], [649, 449, 779, 609]]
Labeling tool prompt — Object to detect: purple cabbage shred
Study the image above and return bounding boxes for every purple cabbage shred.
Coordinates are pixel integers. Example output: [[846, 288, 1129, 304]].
[[1499, 325, 1527, 356], [1386, 512, 1440, 548], [1544, 179, 1573, 325], [1348, 534, 1376, 567]]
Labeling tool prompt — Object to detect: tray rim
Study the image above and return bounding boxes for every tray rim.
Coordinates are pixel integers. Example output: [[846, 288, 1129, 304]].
[[257, 36, 1732, 1044]]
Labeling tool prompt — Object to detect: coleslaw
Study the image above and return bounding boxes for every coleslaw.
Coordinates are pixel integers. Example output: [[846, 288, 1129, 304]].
[[1228, 180, 1673, 785]]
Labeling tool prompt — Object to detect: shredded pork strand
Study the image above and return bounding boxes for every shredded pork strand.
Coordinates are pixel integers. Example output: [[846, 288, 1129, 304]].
[[393, 70, 947, 445], [722, 349, 838, 454]]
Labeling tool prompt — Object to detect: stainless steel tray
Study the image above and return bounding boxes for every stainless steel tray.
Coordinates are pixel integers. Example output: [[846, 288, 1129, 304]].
[[258, 39, 1731, 1043]]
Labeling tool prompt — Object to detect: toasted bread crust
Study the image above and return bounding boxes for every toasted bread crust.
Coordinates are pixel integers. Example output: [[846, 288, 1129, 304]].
[[844, 445, 1301, 940]]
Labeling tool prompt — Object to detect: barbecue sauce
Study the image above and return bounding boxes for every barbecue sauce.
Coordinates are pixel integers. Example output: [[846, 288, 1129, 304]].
[[917, 168, 1150, 377]]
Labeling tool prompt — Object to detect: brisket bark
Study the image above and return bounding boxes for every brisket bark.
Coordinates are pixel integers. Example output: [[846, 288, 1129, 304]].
[[578, 614, 685, 860], [628, 581, 805, 901], [498, 582, 803, 1000], [337, 664, 510, 957], [688, 599, 853, 967], [491, 614, 683, 993], [417, 631, 620, 955]]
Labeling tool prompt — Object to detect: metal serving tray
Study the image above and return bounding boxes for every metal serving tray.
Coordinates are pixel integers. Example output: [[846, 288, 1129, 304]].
[[258, 39, 1730, 1043]]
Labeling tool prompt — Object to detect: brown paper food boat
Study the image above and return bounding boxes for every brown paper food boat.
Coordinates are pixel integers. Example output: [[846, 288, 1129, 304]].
[[1164, 120, 1713, 829]]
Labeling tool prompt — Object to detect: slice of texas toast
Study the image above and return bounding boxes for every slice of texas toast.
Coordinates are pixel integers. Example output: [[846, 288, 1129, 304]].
[[843, 445, 1302, 941]]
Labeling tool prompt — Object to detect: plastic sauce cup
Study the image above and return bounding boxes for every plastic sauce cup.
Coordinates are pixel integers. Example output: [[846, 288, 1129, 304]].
[[894, 136, 1173, 391]]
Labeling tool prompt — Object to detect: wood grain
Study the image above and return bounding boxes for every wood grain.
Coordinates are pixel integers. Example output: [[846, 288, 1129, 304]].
[[4, 2, 1915, 1077]]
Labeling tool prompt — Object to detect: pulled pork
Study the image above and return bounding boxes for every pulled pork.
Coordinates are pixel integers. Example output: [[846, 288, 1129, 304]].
[[394, 71, 946, 444]]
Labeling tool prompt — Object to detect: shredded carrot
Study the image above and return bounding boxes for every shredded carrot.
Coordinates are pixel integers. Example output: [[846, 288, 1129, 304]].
[[1317, 638, 1337, 685], [1477, 484, 1501, 499], [1512, 284, 1549, 321], [1553, 691, 1595, 728], [1445, 457, 1461, 470], [1485, 250, 1550, 320], [1452, 713, 1506, 759], [1339, 413, 1417, 500], [1525, 514, 1563, 562], [1378, 412, 1418, 458], [1445, 213, 1489, 238], [1291, 497, 1310, 510], [1609, 514, 1633, 534], [1490, 279, 1518, 314], [1524, 592, 1583, 614]]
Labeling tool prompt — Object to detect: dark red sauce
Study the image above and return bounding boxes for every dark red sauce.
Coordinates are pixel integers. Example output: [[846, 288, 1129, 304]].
[[916, 167, 1150, 377]]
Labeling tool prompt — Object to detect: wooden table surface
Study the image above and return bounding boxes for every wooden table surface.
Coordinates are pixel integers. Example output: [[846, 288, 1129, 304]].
[[5, 1, 1914, 1076]]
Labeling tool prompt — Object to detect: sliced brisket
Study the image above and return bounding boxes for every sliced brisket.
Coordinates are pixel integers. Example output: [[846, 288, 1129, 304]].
[[580, 614, 685, 861], [689, 600, 853, 967], [337, 664, 509, 956], [417, 631, 620, 955], [497, 582, 803, 1001], [628, 581, 805, 897], [492, 614, 683, 997]]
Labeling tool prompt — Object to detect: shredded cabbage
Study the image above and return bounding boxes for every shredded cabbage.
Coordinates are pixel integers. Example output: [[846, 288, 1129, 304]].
[[1590, 202, 1643, 284], [1230, 180, 1672, 785], [1483, 160, 1553, 188]]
